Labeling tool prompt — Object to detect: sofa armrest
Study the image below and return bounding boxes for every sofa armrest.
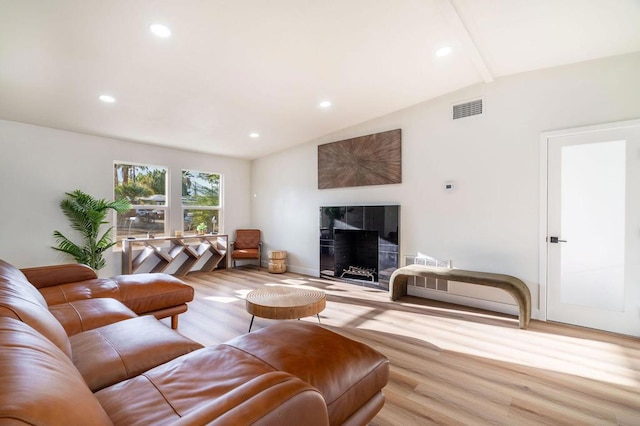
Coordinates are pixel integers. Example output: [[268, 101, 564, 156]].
[[21, 264, 98, 289]]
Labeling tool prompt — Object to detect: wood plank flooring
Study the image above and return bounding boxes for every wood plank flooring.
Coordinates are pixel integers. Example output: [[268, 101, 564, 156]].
[[168, 267, 640, 425]]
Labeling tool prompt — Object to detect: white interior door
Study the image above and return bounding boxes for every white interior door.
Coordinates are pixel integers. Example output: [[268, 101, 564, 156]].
[[546, 123, 640, 336]]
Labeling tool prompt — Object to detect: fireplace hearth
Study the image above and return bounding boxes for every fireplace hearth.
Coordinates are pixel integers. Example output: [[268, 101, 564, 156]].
[[319, 205, 399, 287]]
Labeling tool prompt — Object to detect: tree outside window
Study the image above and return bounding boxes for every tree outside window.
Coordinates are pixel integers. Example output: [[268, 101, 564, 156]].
[[114, 162, 167, 240], [182, 170, 221, 234]]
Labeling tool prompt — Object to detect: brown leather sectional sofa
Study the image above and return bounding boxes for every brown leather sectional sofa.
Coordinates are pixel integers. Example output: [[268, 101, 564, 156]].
[[0, 259, 389, 425]]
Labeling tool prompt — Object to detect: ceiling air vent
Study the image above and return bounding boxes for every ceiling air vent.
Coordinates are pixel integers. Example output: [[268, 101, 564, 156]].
[[452, 98, 483, 120]]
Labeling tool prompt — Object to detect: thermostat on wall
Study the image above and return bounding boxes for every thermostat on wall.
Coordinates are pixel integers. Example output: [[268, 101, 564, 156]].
[[444, 181, 455, 191]]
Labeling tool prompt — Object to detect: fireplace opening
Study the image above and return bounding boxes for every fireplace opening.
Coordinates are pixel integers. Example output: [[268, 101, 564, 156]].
[[334, 229, 379, 282], [319, 204, 399, 287]]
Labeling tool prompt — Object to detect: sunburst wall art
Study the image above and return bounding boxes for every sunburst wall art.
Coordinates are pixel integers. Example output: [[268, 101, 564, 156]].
[[317, 129, 401, 189]]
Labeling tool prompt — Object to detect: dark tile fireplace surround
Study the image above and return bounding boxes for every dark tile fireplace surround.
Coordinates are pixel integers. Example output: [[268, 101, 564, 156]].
[[319, 205, 399, 287]]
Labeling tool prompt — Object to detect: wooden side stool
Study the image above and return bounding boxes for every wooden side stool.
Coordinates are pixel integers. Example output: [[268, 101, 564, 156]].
[[268, 250, 287, 273]]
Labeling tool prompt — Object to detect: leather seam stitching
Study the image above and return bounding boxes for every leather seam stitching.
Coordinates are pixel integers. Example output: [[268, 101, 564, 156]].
[[67, 303, 84, 331], [144, 374, 182, 418], [97, 330, 130, 376]]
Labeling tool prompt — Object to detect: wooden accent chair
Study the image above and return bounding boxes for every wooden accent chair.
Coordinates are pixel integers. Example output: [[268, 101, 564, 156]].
[[230, 229, 262, 270]]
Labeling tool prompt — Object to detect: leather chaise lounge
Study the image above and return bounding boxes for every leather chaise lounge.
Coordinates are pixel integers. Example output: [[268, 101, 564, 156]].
[[0, 259, 390, 425], [19, 262, 193, 330]]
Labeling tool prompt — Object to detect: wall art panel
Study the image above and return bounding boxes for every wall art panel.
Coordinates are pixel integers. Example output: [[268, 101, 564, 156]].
[[317, 129, 401, 189]]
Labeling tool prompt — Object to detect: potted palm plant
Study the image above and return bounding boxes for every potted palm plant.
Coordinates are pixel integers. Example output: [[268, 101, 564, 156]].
[[52, 190, 131, 270]]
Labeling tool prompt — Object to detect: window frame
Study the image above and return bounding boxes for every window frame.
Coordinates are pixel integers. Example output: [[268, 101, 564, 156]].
[[114, 161, 169, 241], [182, 169, 223, 235]]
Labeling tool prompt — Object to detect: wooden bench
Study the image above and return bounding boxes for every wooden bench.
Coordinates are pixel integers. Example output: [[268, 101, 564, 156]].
[[389, 264, 531, 329]]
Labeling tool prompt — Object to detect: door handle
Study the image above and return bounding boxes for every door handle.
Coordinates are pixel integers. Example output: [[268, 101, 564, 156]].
[[549, 236, 567, 243]]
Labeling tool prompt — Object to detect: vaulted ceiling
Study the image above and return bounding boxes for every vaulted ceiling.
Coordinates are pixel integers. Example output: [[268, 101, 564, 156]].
[[1, 0, 639, 159]]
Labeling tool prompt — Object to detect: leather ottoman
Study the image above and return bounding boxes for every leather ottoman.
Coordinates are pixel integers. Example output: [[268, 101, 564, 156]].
[[223, 321, 389, 426]]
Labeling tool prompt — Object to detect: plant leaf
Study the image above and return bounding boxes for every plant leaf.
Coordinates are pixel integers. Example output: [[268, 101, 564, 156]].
[[52, 190, 132, 270]]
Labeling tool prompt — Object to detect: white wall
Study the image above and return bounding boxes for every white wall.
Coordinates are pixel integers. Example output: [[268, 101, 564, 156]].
[[251, 52, 640, 318], [1, 52, 638, 316], [0, 121, 251, 276]]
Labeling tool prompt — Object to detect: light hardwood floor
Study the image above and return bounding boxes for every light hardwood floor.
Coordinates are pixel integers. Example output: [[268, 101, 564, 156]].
[[168, 267, 640, 425]]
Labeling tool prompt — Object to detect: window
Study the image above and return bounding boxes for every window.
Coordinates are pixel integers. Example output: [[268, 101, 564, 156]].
[[114, 162, 168, 240], [182, 170, 222, 234]]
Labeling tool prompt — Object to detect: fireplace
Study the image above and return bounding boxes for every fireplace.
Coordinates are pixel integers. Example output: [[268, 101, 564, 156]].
[[319, 205, 399, 287], [334, 229, 379, 281]]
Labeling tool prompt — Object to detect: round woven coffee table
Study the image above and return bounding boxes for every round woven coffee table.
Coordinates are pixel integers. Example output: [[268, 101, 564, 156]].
[[246, 286, 326, 332]]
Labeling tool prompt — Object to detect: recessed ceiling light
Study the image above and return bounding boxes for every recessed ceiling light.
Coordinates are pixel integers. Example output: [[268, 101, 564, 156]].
[[99, 95, 116, 103], [319, 101, 331, 108], [435, 46, 452, 57], [249, 132, 260, 138], [150, 24, 171, 38]]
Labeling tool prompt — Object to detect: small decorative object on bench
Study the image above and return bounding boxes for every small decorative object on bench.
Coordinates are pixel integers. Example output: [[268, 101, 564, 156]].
[[196, 222, 208, 235], [404, 254, 452, 268], [390, 264, 532, 329]]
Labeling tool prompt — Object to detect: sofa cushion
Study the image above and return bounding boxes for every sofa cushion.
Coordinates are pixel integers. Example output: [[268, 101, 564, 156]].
[[0, 317, 113, 425], [49, 298, 138, 336], [71, 315, 203, 391], [111, 273, 194, 315], [223, 322, 390, 425], [232, 248, 260, 259], [95, 344, 329, 426], [38, 278, 120, 306]]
